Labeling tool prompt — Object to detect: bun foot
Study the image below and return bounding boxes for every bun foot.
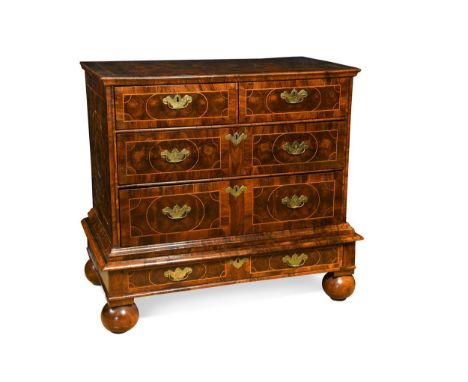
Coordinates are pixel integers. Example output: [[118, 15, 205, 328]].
[[84, 259, 100, 286], [322, 272, 355, 301], [101, 303, 139, 334]]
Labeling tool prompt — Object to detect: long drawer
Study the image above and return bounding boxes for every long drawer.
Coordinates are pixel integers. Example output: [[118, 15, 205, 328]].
[[119, 172, 343, 247], [116, 121, 346, 185], [114, 83, 238, 129], [124, 244, 343, 295]]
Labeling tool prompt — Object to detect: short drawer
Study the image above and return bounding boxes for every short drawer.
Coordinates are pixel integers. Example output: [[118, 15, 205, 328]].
[[251, 246, 342, 277], [119, 181, 230, 247], [239, 78, 350, 123], [115, 83, 238, 129], [116, 129, 227, 185], [126, 260, 228, 293]]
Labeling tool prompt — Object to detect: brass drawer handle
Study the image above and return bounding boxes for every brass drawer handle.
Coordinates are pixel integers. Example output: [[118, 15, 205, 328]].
[[225, 132, 248, 146], [280, 89, 308, 104], [282, 253, 308, 267], [229, 257, 248, 269], [164, 267, 193, 282], [162, 204, 191, 220], [162, 94, 193, 110], [281, 194, 308, 209], [282, 141, 309, 155], [225, 185, 247, 198], [160, 148, 191, 163]]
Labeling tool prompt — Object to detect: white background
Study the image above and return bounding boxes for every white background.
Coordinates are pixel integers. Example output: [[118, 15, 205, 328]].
[[1, 0, 467, 381]]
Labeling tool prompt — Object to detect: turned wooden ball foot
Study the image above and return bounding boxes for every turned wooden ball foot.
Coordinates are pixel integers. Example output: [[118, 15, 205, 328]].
[[322, 272, 355, 301], [101, 303, 139, 334], [84, 259, 100, 286]]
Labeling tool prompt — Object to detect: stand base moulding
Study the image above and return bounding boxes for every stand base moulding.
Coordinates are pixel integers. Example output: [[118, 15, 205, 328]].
[[80, 57, 363, 333]]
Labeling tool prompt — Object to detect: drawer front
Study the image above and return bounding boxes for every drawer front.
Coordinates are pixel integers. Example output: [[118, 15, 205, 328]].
[[127, 260, 227, 293], [119, 173, 342, 246], [251, 246, 342, 277], [239, 78, 350, 123], [119, 181, 230, 246], [117, 129, 227, 185], [125, 246, 342, 294], [228, 121, 346, 177], [117, 121, 345, 185], [115, 83, 238, 129], [236, 172, 343, 234]]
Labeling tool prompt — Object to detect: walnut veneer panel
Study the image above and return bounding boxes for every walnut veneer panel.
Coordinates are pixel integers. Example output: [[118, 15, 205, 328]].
[[239, 78, 350, 123], [118, 171, 342, 247], [116, 121, 345, 185], [115, 83, 237, 129], [119, 181, 230, 247], [116, 129, 226, 185], [251, 245, 341, 277], [85, 77, 112, 239], [127, 259, 227, 293], [81, 57, 362, 333], [123, 245, 342, 295], [234, 120, 346, 176], [240, 172, 343, 235]]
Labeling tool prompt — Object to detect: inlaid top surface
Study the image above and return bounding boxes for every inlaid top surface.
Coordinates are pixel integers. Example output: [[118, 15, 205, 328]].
[[81, 57, 360, 84]]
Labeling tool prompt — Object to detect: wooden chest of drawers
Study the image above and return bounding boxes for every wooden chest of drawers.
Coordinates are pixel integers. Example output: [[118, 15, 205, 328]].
[[81, 57, 363, 333]]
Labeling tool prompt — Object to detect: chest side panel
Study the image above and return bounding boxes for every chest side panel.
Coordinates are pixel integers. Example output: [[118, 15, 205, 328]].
[[85, 74, 113, 240]]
